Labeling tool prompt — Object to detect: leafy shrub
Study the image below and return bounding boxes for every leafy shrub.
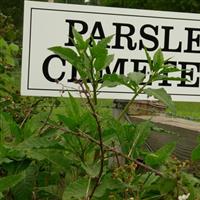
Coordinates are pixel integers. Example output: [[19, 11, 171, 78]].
[[0, 29, 200, 200], [0, 13, 56, 124]]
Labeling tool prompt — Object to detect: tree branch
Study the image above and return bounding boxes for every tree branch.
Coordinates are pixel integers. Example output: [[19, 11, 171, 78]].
[[20, 99, 43, 128], [78, 81, 104, 200], [45, 122, 163, 177], [38, 99, 56, 135]]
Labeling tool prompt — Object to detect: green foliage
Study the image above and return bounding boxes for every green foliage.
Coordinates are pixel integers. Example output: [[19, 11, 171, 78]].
[[0, 37, 19, 69], [47, 30, 199, 199], [1, 27, 200, 200], [102, 72, 145, 92], [0, 1, 24, 31], [0, 36, 19, 95], [63, 177, 88, 200], [94, 173, 126, 198], [144, 88, 175, 112], [100, 0, 200, 13], [0, 13, 20, 42], [0, 173, 25, 192], [192, 145, 200, 161], [191, 136, 200, 161], [12, 164, 37, 200], [0, 12, 27, 124], [145, 142, 176, 167]]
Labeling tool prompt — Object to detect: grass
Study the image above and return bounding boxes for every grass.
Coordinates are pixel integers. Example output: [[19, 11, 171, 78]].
[[172, 102, 200, 121]]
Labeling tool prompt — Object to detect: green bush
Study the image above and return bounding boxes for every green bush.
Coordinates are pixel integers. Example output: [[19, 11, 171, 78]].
[[0, 28, 200, 200], [100, 0, 200, 13]]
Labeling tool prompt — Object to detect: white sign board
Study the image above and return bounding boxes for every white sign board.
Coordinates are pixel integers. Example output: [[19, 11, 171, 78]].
[[21, 1, 200, 101]]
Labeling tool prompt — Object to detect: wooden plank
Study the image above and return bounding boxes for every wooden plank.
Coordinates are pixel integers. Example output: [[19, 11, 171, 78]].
[[131, 114, 200, 132]]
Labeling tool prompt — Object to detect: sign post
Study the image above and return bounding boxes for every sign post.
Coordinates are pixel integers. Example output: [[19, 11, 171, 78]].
[[21, 1, 200, 101]]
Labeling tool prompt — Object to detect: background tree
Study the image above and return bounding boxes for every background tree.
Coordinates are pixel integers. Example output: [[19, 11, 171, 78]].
[[100, 0, 200, 13], [1, 0, 200, 31]]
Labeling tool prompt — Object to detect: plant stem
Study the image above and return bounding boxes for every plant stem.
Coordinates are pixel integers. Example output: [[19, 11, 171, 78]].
[[78, 81, 104, 200], [93, 82, 97, 106], [38, 99, 55, 135], [117, 76, 154, 121], [117, 85, 146, 121], [139, 172, 153, 197], [112, 141, 121, 167], [20, 99, 42, 128], [85, 177, 91, 200], [128, 128, 141, 157], [46, 123, 163, 177]]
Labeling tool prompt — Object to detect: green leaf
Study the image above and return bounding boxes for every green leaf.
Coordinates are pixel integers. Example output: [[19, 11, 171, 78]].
[[9, 43, 19, 54], [91, 41, 107, 59], [48, 46, 79, 67], [129, 121, 152, 156], [153, 48, 164, 71], [94, 54, 114, 71], [81, 163, 99, 178], [61, 134, 85, 157], [17, 135, 63, 150], [25, 150, 44, 161], [57, 114, 77, 131], [92, 44, 107, 57], [182, 172, 200, 200], [182, 172, 200, 186], [72, 28, 87, 50], [155, 75, 188, 82], [95, 173, 125, 198], [140, 172, 159, 189], [90, 35, 113, 63], [144, 47, 153, 70], [98, 35, 113, 47], [0, 112, 22, 143], [0, 173, 25, 192], [197, 135, 200, 143], [145, 142, 176, 166], [94, 54, 107, 71], [144, 88, 175, 112], [0, 37, 8, 48], [12, 165, 37, 200], [159, 65, 180, 74], [191, 144, 200, 161], [69, 93, 81, 116], [41, 150, 71, 169], [127, 72, 145, 85], [63, 178, 88, 200], [104, 54, 114, 68], [102, 74, 128, 88], [26, 149, 70, 170], [79, 112, 97, 134], [102, 80, 119, 88], [8, 148, 25, 159], [65, 92, 83, 124], [59, 93, 82, 126], [37, 185, 59, 199], [159, 178, 176, 194], [5, 55, 15, 66], [0, 145, 12, 164], [83, 53, 91, 69]]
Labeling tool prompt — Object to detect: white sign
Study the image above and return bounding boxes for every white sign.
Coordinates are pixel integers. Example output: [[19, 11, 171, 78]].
[[21, 1, 200, 101]]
